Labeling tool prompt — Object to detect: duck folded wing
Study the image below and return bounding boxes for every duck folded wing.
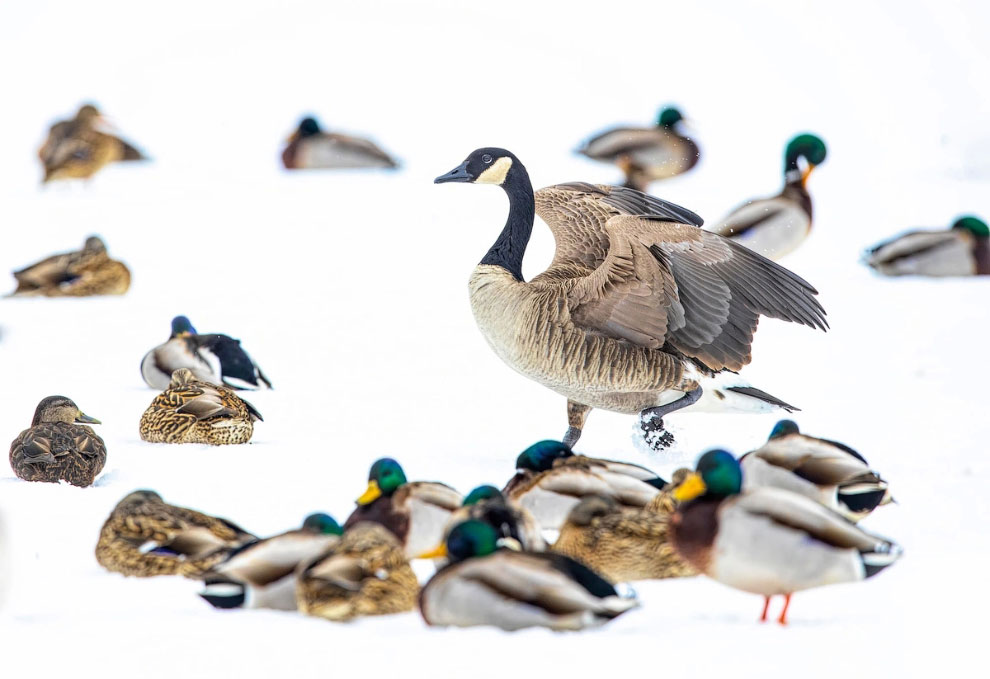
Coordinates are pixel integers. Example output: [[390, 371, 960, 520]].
[[754, 439, 874, 486], [709, 199, 789, 238], [303, 555, 366, 591], [176, 390, 235, 420], [13, 433, 56, 463], [405, 482, 464, 511], [867, 230, 963, 263], [537, 467, 658, 506]]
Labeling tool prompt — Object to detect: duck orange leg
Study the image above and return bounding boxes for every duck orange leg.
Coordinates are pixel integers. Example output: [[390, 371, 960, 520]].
[[759, 596, 771, 622], [777, 593, 792, 625]]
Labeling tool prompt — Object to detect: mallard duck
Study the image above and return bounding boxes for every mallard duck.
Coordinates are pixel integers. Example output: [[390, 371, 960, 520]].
[[296, 522, 418, 621], [709, 134, 827, 261], [140, 316, 272, 391], [419, 519, 638, 630], [199, 513, 342, 610], [502, 440, 666, 530], [435, 149, 826, 449], [281, 116, 398, 170], [39, 104, 145, 182], [577, 106, 699, 191], [139, 369, 262, 445], [343, 458, 462, 558], [95, 490, 256, 578], [7, 236, 130, 297], [741, 420, 892, 522], [552, 494, 696, 583], [439, 485, 546, 553], [865, 216, 990, 277], [9, 396, 105, 487], [670, 449, 902, 624]]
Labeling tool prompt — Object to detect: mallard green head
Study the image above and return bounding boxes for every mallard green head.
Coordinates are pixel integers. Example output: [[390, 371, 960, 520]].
[[516, 440, 573, 472], [445, 520, 500, 562], [31, 395, 101, 427], [769, 419, 800, 440], [170, 315, 197, 338], [463, 485, 503, 506], [356, 458, 408, 505], [673, 449, 742, 502], [952, 216, 989, 238], [302, 513, 342, 535], [784, 134, 827, 187], [297, 116, 322, 138], [657, 106, 684, 128]]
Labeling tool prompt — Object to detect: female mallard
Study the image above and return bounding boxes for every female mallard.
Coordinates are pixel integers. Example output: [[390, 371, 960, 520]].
[[440, 485, 546, 553], [296, 522, 418, 621], [741, 420, 892, 522], [578, 106, 700, 191], [200, 513, 342, 610], [420, 519, 638, 631], [139, 369, 262, 445], [436, 148, 826, 449], [343, 458, 462, 558], [140, 316, 272, 391], [281, 116, 398, 170], [552, 494, 696, 583], [7, 236, 130, 297], [865, 216, 990, 277], [95, 490, 256, 578], [502, 440, 666, 530], [709, 134, 827, 261], [39, 104, 145, 183], [671, 449, 902, 624], [9, 396, 105, 487]]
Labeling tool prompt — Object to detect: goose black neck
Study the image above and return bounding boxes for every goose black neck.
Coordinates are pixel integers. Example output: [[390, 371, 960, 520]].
[[480, 166, 534, 281]]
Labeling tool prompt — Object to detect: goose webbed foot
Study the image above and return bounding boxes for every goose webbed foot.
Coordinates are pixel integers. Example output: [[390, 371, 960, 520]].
[[638, 387, 704, 450]]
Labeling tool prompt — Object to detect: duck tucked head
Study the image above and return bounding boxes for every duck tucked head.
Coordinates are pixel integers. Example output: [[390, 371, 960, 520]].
[[769, 419, 800, 440], [446, 520, 500, 562], [434, 147, 523, 188], [170, 315, 197, 338], [673, 449, 743, 502], [952, 216, 989, 238], [296, 116, 322, 139], [32, 395, 101, 426], [567, 495, 620, 526], [83, 236, 107, 253], [169, 368, 195, 387], [357, 458, 408, 505], [516, 440, 574, 473], [657, 106, 684, 128], [784, 134, 827, 187], [463, 485, 503, 506], [302, 512, 343, 535]]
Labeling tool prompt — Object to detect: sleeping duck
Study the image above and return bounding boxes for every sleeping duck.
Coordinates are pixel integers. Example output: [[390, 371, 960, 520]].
[[865, 216, 989, 277], [7, 236, 130, 297], [439, 485, 546, 553], [9, 396, 105, 487], [141, 316, 271, 390], [281, 116, 398, 170], [39, 103, 145, 183]]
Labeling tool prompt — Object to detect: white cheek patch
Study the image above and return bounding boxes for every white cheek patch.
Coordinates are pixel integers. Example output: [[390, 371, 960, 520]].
[[476, 157, 512, 185]]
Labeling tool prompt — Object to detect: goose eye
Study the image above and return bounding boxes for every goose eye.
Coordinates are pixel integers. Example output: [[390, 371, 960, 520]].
[[481, 154, 493, 164]]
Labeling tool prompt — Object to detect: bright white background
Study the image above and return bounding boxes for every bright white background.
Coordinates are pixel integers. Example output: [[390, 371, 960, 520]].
[[0, 1, 987, 676]]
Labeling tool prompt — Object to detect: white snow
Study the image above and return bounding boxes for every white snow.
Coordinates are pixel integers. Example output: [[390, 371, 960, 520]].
[[1, 1, 988, 677]]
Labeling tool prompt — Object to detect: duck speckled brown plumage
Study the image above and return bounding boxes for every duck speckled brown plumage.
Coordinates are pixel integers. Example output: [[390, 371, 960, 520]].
[[7, 236, 130, 297], [296, 522, 418, 621], [95, 490, 256, 578], [139, 369, 262, 445], [39, 104, 145, 183], [9, 396, 105, 487]]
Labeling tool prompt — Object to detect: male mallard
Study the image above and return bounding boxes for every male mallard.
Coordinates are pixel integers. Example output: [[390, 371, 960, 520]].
[[419, 519, 638, 631], [552, 494, 696, 583], [281, 116, 398, 170], [865, 216, 990, 277], [139, 369, 262, 445], [296, 522, 418, 621], [199, 513, 342, 610], [95, 490, 256, 578], [710, 134, 827, 260], [343, 458, 462, 559], [140, 316, 272, 391], [39, 104, 145, 183], [440, 485, 546, 553], [741, 420, 892, 522], [502, 440, 665, 530], [7, 236, 130, 297], [578, 106, 699, 192], [9, 396, 105, 487], [670, 450, 902, 624]]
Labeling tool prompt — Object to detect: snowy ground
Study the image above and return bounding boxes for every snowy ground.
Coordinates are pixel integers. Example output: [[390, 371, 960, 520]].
[[1, 1, 988, 677]]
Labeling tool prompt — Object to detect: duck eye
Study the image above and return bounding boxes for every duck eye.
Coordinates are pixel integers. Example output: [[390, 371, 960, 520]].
[[481, 154, 493, 164]]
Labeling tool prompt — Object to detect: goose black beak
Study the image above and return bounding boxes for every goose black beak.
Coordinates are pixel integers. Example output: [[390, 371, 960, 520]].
[[434, 161, 472, 184]]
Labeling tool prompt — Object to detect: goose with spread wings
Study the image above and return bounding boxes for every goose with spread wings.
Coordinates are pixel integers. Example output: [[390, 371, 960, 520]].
[[435, 148, 827, 449]]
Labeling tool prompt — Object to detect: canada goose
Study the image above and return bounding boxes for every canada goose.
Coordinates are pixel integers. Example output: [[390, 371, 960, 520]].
[[709, 134, 827, 260], [578, 106, 699, 191], [139, 369, 262, 445], [281, 116, 398, 169], [671, 450, 902, 624], [140, 316, 272, 391], [95, 490, 256, 578], [39, 104, 145, 182], [9, 396, 105, 487], [435, 148, 827, 449], [865, 216, 990, 276], [7, 236, 130, 297]]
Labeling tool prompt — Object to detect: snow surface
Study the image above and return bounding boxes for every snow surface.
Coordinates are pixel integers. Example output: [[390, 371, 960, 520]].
[[1, 1, 988, 676]]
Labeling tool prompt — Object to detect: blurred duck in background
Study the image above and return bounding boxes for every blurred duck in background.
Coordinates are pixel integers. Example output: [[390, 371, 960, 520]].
[[6, 236, 130, 297], [865, 215, 989, 277], [577, 106, 699, 192], [710, 134, 827, 260], [38, 103, 146, 183], [281, 116, 398, 170]]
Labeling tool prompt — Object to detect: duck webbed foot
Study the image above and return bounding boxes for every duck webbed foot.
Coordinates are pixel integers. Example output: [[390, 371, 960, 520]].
[[638, 387, 703, 451]]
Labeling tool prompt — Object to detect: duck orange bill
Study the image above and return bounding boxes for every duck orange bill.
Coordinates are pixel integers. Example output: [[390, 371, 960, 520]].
[[417, 543, 447, 559], [673, 473, 707, 502], [801, 164, 815, 187], [356, 480, 382, 505]]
